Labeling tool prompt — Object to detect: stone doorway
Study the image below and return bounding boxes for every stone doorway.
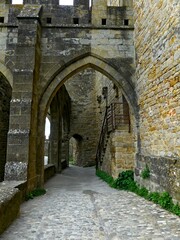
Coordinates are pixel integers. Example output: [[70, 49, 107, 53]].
[[69, 134, 83, 166]]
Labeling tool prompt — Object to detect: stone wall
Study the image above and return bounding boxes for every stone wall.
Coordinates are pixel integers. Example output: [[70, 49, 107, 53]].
[[65, 69, 99, 167], [101, 129, 135, 179], [0, 185, 21, 235], [1, 1, 136, 194], [0, 74, 11, 182], [134, 0, 180, 201], [49, 85, 71, 172], [0, 3, 12, 182], [94, 71, 136, 176]]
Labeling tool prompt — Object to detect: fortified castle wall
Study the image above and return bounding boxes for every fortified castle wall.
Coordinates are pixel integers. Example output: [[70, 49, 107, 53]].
[[134, 0, 180, 200]]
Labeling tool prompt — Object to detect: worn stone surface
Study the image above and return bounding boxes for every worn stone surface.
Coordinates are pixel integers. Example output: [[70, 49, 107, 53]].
[[0, 186, 21, 235], [1, 166, 180, 239]]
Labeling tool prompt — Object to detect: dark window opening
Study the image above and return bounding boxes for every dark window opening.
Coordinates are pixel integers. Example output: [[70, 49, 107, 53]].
[[73, 18, 79, 25], [124, 19, 129, 26], [102, 19, 107, 25], [47, 18, 52, 24], [0, 17, 4, 23]]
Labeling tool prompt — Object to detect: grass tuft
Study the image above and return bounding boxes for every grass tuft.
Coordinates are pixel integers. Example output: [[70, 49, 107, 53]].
[[96, 169, 180, 217]]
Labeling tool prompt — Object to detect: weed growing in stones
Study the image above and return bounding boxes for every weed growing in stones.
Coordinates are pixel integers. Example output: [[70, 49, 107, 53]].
[[26, 188, 46, 201], [141, 164, 150, 179], [96, 169, 180, 217]]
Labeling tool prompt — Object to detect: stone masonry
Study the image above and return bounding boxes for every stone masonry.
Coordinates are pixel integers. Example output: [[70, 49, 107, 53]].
[[134, 0, 180, 201], [0, 74, 11, 181]]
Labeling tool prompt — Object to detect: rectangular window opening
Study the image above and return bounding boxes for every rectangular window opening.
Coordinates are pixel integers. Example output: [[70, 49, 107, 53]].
[[102, 19, 107, 25], [0, 17, 4, 23], [73, 18, 79, 25], [124, 19, 129, 26], [47, 18, 52, 24]]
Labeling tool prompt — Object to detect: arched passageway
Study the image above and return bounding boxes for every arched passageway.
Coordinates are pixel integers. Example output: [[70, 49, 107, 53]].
[[69, 134, 83, 166], [0, 73, 12, 181], [29, 54, 139, 188]]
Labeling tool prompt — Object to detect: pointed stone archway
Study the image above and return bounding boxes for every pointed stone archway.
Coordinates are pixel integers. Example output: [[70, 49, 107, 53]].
[[34, 54, 139, 188], [40, 54, 138, 117], [0, 63, 13, 88]]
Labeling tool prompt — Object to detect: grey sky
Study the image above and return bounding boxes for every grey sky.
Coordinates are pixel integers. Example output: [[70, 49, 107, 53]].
[[12, 0, 74, 4]]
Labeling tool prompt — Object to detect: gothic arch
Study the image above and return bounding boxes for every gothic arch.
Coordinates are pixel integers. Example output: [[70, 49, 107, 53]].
[[39, 54, 138, 120], [35, 54, 139, 186], [0, 63, 13, 88]]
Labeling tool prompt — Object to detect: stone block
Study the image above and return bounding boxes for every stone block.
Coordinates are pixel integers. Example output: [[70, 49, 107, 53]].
[[0, 187, 21, 235]]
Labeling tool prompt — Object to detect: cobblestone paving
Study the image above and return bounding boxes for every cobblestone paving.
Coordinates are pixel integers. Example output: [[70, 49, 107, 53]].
[[1, 166, 180, 240]]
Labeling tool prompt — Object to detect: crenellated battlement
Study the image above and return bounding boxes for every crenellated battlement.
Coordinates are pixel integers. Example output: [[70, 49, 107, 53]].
[[0, 0, 134, 27]]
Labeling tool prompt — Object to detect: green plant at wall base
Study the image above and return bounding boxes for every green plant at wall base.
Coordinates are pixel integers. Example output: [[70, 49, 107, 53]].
[[96, 169, 114, 186], [69, 156, 76, 165], [25, 188, 46, 201], [147, 192, 160, 204], [157, 192, 173, 210], [136, 187, 149, 199], [112, 170, 137, 191], [141, 164, 150, 179], [96, 169, 180, 217]]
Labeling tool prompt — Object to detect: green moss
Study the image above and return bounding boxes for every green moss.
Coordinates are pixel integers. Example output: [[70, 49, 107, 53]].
[[25, 188, 46, 201], [141, 164, 150, 179], [96, 169, 114, 186]]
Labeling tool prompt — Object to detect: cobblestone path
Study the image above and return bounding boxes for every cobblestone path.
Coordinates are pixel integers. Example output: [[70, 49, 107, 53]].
[[1, 166, 180, 240]]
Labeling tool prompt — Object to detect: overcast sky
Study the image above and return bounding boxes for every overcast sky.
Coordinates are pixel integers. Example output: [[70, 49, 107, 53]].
[[45, 118, 50, 139], [12, 0, 92, 6], [12, 0, 74, 4]]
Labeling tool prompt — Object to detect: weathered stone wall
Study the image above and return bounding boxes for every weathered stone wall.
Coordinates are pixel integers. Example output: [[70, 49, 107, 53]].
[[134, 0, 180, 200], [65, 69, 99, 167], [92, 0, 133, 26], [110, 130, 135, 178], [5, 5, 43, 187], [0, 74, 11, 182], [101, 129, 135, 179], [0, 1, 137, 192], [0, 185, 21, 235], [93, 71, 136, 176], [44, 164, 56, 183], [49, 85, 71, 172], [0, 5, 8, 64]]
